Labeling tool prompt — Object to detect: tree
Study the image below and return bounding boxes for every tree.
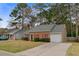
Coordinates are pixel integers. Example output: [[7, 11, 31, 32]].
[[9, 20, 20, 29], [33, 4, 70, 24], [10, 3, 32, 29], [33, 3, 50, 23], [74, 3, 79, 40]]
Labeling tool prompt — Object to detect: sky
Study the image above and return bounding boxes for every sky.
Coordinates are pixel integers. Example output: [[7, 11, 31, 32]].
[[0, 3, 17, 28]]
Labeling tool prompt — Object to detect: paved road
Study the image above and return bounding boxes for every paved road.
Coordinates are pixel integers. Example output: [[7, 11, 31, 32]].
[[15, 43, 72, 56]]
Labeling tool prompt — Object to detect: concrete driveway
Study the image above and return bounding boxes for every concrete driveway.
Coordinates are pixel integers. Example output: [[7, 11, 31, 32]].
[[15, 43, 72, 56]]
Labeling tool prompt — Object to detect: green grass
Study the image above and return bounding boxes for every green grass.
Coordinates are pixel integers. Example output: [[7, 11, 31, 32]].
[[67, 43, 79, 56], [0, 40, 43, 53]]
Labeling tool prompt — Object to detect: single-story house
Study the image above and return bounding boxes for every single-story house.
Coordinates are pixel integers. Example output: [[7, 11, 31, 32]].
[[0, 28, 9, 40], [29, 24, 67, 43]]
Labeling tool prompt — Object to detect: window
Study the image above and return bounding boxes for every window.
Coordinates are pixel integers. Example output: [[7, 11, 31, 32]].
[[42, 34, 48, 38], [36, 34, 39, 38], [45, 34, 48, 38], [42, 34, 44, 38]]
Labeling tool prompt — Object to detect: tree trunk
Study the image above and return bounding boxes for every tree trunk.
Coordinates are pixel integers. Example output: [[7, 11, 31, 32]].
[[76, 22, 78, 40], [75, 13, 78, 41], [75, 4, 78, 41], [69, 4, 73, 37], [22, 18, 24, 29]]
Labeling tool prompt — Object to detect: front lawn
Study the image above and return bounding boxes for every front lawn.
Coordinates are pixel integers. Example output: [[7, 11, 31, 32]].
[[0, 40, 43, 53], [67, 43, 79, 56]]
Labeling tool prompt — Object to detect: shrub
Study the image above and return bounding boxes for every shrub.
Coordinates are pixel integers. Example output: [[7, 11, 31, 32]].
[[41, 38, 50, 42], [22, 37, 29, 41], [0, 38, 8, 41], [33, 38, 50, 42], [67, 32, 76, 37], [33, 38, 39, 42]]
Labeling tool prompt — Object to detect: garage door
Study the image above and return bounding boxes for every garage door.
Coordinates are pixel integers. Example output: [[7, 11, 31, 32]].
[[50, 34, 62, 43]]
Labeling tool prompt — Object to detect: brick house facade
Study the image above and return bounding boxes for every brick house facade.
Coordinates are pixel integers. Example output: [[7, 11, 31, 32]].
[[29, 24, 66, 42], [30, 32, 50, 40]]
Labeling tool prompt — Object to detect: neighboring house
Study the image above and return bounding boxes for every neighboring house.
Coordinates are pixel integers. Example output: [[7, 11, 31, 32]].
[[0, 34, 8, 40], [29, 24, 67, 43], [8, 28, 27, 40], [0, 28, 9, 40]]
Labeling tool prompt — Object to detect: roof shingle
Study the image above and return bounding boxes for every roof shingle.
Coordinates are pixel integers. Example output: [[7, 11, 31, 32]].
[[29, 24, 65, 33]]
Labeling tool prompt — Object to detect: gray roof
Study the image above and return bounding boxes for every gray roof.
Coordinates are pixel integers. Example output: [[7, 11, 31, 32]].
[[52, 25, 65, 32], [8, 28, 20, 34], [8, 28, 29, 35], [29, 24, 54, 32], [29, 24, 65, 33]]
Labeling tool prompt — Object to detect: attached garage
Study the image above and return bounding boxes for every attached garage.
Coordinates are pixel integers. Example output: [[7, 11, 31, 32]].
[[29, 24, 67, 43], [50, 33, 62, 43]]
